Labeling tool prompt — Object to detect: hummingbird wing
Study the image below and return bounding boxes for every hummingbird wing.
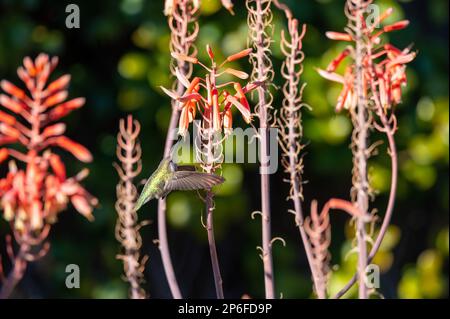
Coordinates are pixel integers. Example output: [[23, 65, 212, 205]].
[[164, 171, 225, 192]]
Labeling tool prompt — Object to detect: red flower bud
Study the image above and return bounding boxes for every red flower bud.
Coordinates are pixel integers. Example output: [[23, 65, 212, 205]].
[[226, 48, 253, 62], [49, 153, 66, 181], [48, 98, 85, 121], [384, 20, 410, 32], [0, 80, 28, 101], [206, 44, 215, 60], [171, 52, 198, 64], [23, 56, 36, 76], [0, 123, 21, 139], [0, 94, 24, 114], [71, 194, 94, 221], [42, 123, 66, 139], [0, 148, 9, 164], [45, 74, 71, 95], [325, 31, 352, 41], [0, 110, 17, 126], [43, 91, 68, 108], [53, 136, 93, 163]]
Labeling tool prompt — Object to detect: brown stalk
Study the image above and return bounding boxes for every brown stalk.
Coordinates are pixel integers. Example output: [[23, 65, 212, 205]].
[[158, 0, 199, 299], [247, 0, 276, 299], [1, 54, 96, 298], [114, 115, 147, 299], [195, 116, 225, 298], [331, 0, 406, 299], [346, 0, 371, 299], [205, 190, 223, 298], [0, 227, 50, 298], [273, 0, 325, 298], [333, 39, 399, 300]]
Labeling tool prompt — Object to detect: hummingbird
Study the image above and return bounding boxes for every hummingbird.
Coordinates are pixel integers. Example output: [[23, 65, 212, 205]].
[[134, 157, 225, 211]]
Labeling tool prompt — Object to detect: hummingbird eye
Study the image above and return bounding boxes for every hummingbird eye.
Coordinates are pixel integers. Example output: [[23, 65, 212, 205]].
[[169, 161, 177, 172]]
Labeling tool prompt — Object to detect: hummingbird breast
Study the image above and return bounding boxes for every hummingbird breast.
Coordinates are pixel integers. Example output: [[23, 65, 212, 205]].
[[146, 172, 167, 199]]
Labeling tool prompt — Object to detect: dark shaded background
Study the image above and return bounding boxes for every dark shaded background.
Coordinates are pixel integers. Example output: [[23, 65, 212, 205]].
[[0, 0, 448, 298]]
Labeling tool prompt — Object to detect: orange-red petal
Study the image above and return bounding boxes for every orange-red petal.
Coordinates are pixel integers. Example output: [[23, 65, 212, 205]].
[[30, 200, 43, 230], [42, 123, 66, 139], [0, 94, 25, 113], [178, 107, 190, 136], [0, 148, 9, 164], [42, 90, 68, 108], [224, 68, 249, 80], [53, 136, 93, 163], [326, 49, 351, 72], [212, 89, 221, 131], [49, 153, 67, 181], [206, 44, 215, 60], [226, 95, 251, 123], [48, 98, 85, 121], [71, 194, 94, 221], [325, 31, 352, 41], [223, 108, 233, 133], [0, 110, 17, 126], [45, 74, 71, 95], [0, 80, 28, 101], [0, 123, 21, 139], [171, 52, 198, 64], [23, 56, 36, 76], [226, 48, 252, 62], [384, 20, 410, 32]]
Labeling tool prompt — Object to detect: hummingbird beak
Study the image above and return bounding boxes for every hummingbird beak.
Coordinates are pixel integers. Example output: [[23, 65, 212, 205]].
[[134, 192, 149, 212], [134, 181, 150, 212], [134, 201, 143, 212]]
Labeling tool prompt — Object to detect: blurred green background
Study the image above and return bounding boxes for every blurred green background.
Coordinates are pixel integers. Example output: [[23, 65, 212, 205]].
[[0, 0, 448, 298]]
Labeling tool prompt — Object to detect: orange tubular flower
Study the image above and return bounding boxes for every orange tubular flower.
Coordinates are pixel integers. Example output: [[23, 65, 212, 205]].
[[161, 45, 260, 136], [223, 108, 233, 134], [318, 7, 415, 113], [0, 53, 97, 232]]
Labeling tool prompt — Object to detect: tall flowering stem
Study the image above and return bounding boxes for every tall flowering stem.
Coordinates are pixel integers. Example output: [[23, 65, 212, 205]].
[[0, 53, 97, 298], [318, 1, 414, 298], [114, 115, 147, 299], [160, 0, 199, 299], [273, 0, 324, 298], [350, 0, 371, 299], [162, 45, 259, 298], [247, 0, 276, 299], [197, 125, 224, 299], [0, 226, 50, 298]]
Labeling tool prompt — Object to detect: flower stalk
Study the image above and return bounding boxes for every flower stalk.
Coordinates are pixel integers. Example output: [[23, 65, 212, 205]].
[[351, 0, 370, 299], [273, 0, 327, 298], [247, 0, 276, 299], [163, 44, 258, 298], [318, 1, 414, 298], [114, 115, 147, 299], [0, 227, 49, 298], [0, 53, 96, 298], [159, 0, 199, 299]]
